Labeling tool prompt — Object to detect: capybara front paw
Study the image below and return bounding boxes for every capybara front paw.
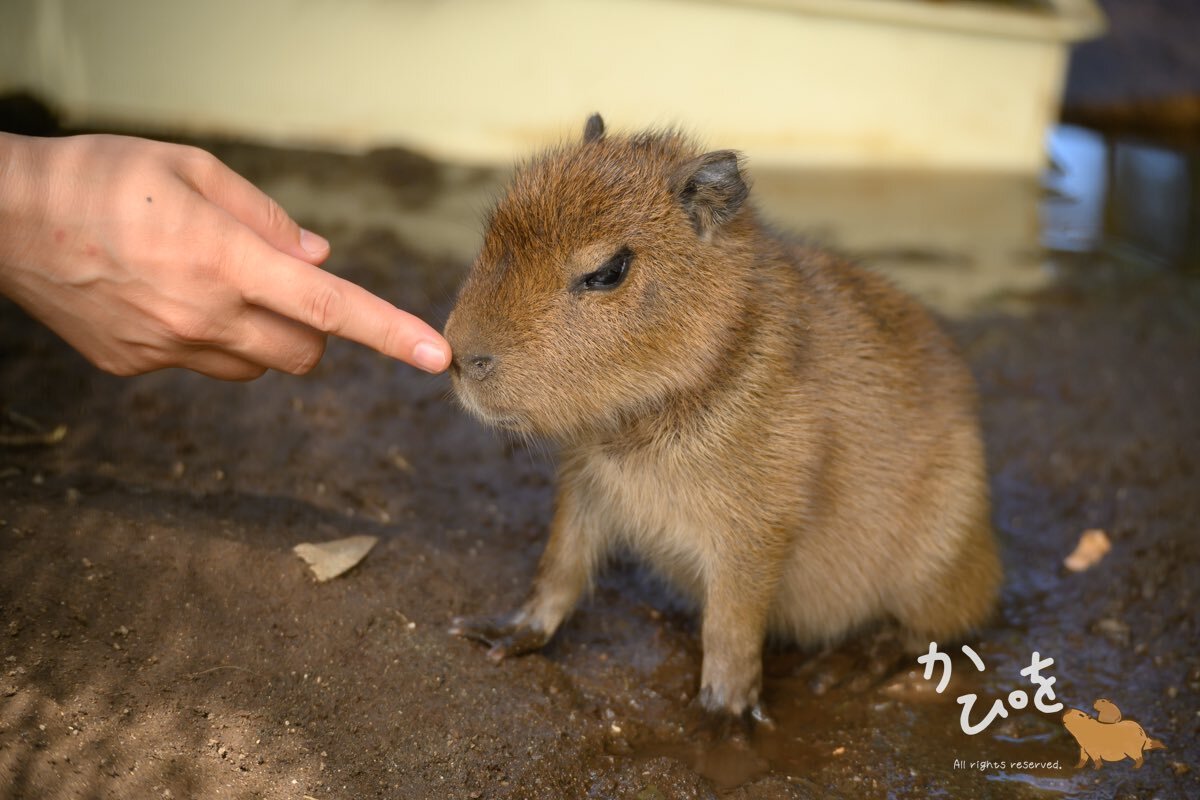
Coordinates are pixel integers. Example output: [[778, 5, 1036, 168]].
[[448, 613, 549, 662], [695, 684, 774, 730]]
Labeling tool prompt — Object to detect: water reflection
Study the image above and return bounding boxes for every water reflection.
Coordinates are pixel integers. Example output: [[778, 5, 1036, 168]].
[[748, 125, 1199, 316]]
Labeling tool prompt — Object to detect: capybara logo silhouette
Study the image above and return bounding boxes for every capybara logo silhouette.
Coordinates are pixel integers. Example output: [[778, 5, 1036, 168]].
[[1062, 699, 1166, 770]]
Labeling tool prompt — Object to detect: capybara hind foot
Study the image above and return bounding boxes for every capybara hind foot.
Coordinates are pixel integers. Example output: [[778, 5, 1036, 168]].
[[806, 643, 906, 696], [449, 613, 550, 662]]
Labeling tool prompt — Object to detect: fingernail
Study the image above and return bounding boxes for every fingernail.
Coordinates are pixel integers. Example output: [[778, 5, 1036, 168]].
[[412, 340, 449, 373], [299, 228, 329, 257]]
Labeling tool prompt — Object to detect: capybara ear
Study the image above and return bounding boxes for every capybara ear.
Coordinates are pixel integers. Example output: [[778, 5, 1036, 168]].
[[583, 113, 605, 143], [671, 150, 749, 236]]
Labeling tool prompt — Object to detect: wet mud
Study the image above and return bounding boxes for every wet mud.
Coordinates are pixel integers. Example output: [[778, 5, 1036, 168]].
[[1, 128, 1197, 799]]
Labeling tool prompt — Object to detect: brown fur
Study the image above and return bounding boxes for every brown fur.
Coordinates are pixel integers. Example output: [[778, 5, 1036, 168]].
[[444, 116, 1002, 716], [1094, 698, 1122, 724]]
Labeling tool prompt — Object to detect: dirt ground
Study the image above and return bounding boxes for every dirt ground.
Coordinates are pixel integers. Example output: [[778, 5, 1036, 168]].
[[1, 130, 1198, 800]]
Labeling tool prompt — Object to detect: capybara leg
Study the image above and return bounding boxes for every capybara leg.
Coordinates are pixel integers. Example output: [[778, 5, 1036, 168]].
[[1075, 748, 1088, 769], [698, 548, 781, 721], [447, 611, 550, 661], [1132, 755, 1144, 769], [1091, 754, 1103, 770], [450, 484, 607, 659]]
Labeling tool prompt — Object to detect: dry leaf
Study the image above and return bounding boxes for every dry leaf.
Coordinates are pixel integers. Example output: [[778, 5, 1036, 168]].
[[293, 535, 378, 582], [1064, 528, 1111, 572]]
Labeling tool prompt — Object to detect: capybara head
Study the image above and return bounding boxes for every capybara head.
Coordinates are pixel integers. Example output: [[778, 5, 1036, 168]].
[[1062, 708, 1092, 732], [444, 114, 755, 440]]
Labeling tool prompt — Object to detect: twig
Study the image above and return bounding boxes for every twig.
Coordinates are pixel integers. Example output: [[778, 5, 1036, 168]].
[[0, 424, 67, 447], [4, 409, 42, 431], [1, 409, 67, 447], [183, 665, 263, 681]]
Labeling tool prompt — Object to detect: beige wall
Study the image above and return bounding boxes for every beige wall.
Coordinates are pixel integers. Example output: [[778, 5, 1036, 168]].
[[0, 0, 1102, 170]]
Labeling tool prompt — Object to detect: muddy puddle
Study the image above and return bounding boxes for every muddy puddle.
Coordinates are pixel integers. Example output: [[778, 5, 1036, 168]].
[[1, 122, 1197, 799]]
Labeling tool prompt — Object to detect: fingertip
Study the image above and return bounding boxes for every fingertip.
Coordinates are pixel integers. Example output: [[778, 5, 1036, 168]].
[[299, 228, 330, 262], [412, 339, 451, 374]]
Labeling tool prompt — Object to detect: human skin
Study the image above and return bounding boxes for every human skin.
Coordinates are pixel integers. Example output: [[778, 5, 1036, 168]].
[[0, 133, 451, 380]]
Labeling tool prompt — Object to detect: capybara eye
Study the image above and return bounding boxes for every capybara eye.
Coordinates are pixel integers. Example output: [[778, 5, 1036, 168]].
[[577, 247, 633, 291]]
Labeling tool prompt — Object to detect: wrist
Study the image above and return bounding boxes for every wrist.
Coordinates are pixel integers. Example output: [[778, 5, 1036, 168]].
[[0, 132, 46, 293]]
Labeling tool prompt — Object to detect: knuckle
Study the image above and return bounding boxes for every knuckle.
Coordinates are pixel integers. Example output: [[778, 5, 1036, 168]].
[[288, 337, 327, 375], [176, 145, 223, 186], [98, 358, 138, 377], [238, 365, 268, 382], [379, 323, 399, 360], [379, 318, 411, 360], [179, 144, 217, 171], [304, 286, 345, 333], [95, 345, 161, 377]]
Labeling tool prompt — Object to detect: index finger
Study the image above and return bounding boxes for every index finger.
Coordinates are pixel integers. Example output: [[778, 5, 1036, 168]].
[[235, 237, 451, 373]]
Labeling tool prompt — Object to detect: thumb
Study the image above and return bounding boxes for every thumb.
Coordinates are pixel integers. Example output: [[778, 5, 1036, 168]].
[[185, 149, 330, 265]]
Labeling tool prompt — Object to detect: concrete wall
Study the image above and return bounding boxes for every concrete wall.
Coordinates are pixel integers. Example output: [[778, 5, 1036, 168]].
[[0, 0, 1103, 170]]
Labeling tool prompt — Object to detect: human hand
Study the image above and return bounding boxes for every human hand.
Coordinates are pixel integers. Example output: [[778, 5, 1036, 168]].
[[0, 133, 451, 380]]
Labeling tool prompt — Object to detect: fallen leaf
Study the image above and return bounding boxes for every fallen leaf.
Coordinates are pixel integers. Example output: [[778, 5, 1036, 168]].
[[293, 535, 378, 582], [1064, 528, 1111, 572]]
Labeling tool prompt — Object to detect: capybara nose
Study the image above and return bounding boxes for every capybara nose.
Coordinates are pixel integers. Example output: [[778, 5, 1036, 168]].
[[459, 353, 496, 382]]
